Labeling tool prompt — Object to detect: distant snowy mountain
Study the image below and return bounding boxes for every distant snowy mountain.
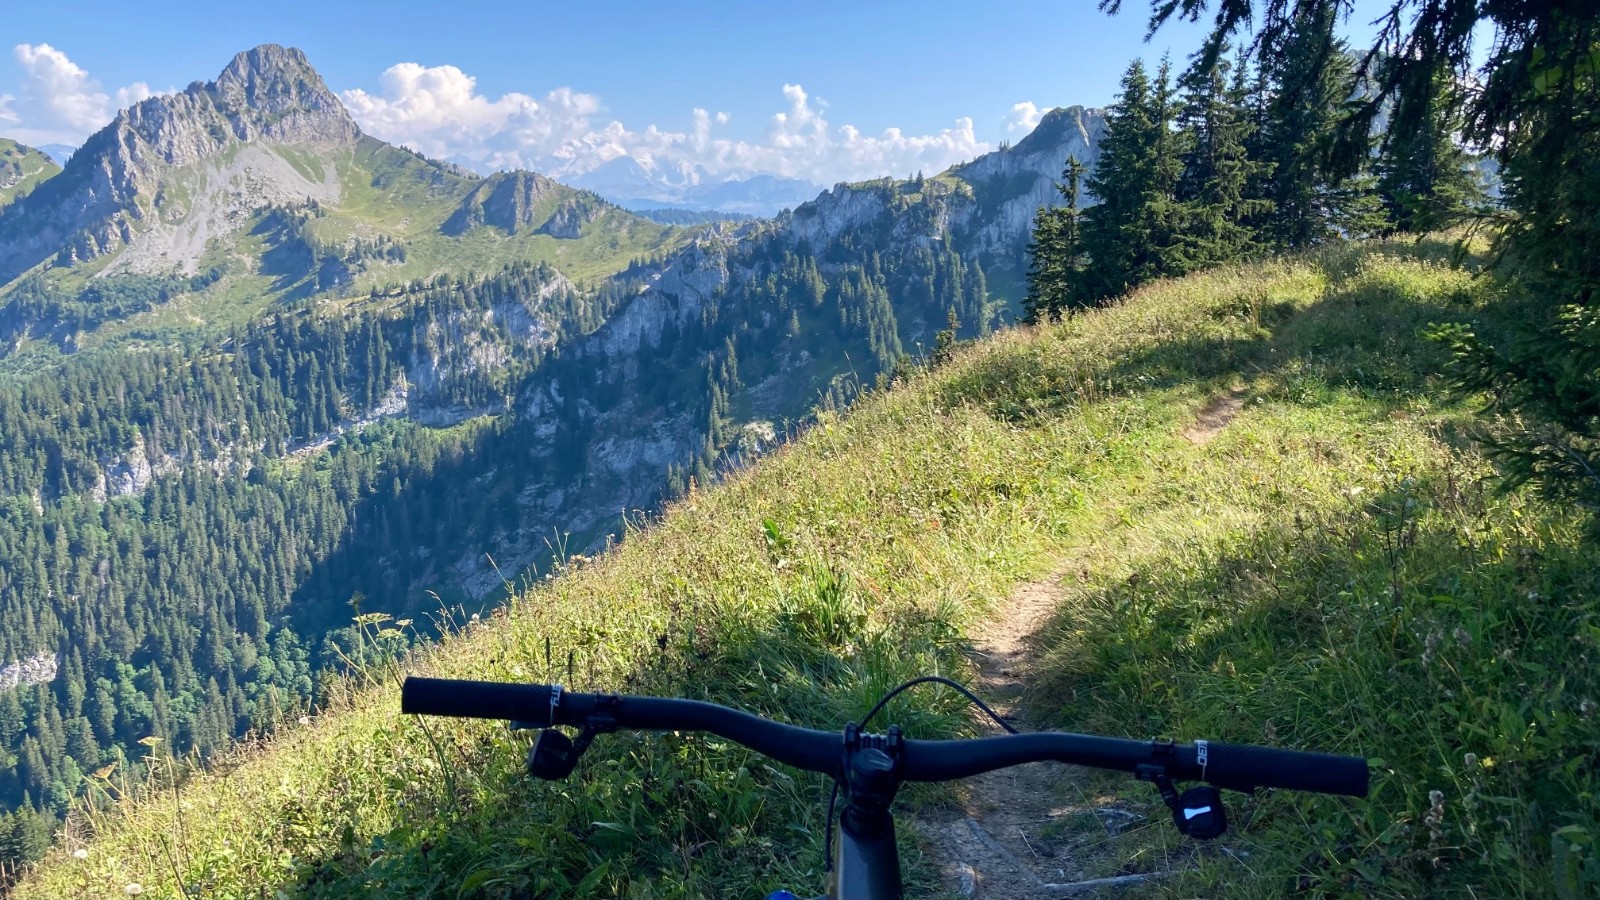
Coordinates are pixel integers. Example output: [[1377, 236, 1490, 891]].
[[557, 158, 823, 217]]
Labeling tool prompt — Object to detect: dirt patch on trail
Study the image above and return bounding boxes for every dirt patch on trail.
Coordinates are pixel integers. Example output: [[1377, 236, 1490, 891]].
[[1181, 388, 1249, 445], [914, 570, 1168, 898]]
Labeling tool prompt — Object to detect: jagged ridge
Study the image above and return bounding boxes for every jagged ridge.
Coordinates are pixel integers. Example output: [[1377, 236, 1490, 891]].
[[0, 45, 358, 281], [443, 171, 610, 238]]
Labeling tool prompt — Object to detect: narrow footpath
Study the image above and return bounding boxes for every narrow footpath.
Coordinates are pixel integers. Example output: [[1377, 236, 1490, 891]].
[[914, 569, 1163, 898], [917, 387, 1251, 897]]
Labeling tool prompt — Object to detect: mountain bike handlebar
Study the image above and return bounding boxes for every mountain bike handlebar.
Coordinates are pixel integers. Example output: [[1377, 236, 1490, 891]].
[[401, 676, 1368, 797]]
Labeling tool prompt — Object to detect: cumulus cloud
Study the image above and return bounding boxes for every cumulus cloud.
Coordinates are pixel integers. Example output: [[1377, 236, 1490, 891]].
[[341, 64, 606, 173], [0, 47, 1044, 188], [4, 43, 163, 146], [342, 61, 994, 187], [1004, 101, 1044, 134]]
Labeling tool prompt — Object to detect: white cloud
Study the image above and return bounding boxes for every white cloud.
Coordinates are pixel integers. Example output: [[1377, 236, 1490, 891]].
[[0, 47, 1040, 189], [5, 43, 163, 146], [1005, 101, 1043, 134], [340, 64, 602, 173], [115, 83, 159, 109], [342, 61, 995, 188]]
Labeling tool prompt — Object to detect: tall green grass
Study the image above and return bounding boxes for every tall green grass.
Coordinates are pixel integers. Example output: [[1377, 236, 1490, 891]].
[[19, 239, 1596, 898]]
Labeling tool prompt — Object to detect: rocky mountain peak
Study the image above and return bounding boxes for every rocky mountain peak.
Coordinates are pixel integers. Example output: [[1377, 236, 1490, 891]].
[[209, 44, 356, 144], [109, 43, 357, 169], [1012, 105, 1104, 160], [776, 106, 1108, 271], [444, 171, 610, 238], [0, 45, 359, 282]]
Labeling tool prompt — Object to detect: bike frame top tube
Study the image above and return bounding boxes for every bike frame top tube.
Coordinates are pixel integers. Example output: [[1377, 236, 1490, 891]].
[[832, 802, 902, 900]]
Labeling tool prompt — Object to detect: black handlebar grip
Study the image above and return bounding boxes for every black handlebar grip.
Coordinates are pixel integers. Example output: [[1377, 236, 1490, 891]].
[[1204, 741, 1368, 797], [401, 676, 558, 727]]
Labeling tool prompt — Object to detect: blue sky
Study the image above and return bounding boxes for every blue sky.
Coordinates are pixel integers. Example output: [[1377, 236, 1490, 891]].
[[1, 0, 1397, 184]]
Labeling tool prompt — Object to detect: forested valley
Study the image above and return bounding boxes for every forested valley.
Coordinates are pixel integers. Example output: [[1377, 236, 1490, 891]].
[[0, 184, 995, 864]]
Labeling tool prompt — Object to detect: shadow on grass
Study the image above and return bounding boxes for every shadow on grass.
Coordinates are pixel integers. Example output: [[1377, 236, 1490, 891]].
[[1027, 471, 1599, 897], [940, 247, 1480, 429], [280, 567, 973, 898]]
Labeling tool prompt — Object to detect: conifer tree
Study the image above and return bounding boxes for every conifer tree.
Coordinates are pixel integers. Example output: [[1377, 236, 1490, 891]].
[[1122, 0, 1600, 513], [1023, 157, 1089, 321], [1254, 4, 1383, 247], [1173, 53, 1271, 270], [1374, 72, 1487, 234], [1082, 58, 1186, 302]]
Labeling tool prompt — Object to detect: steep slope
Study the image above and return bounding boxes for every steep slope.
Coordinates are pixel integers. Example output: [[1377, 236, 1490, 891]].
[[0, 139, 60, 208], [0, 92, 1101, 871], [20, 240, 1587, 900], [946, 104, 1106, 260], [378, 114, 1109, 594]]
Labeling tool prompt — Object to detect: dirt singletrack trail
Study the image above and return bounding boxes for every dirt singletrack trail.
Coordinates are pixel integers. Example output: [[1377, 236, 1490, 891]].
[[917, 390, 1254, 897], [914, 569, 1163, 899], [1181, 387, 1249, 446]]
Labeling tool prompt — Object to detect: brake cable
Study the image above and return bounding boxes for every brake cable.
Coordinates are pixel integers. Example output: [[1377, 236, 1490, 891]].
[[823, 676, 1019, 871]]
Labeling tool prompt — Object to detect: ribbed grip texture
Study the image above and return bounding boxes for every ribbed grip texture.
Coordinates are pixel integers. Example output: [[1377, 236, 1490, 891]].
[[401, 677, 556, 726], [1205, 742, 1368, 797]]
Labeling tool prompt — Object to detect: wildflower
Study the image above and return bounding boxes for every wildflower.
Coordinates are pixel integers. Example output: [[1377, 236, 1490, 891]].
[[125, 884, 144, 896], [1424, 789, 1446, 846], [1420, 629, 1442, 667], [1453, 627, 1471, 647], [1463, 752, 1478, 769], [72, 848, 88, 860], [1581, 698, 1597, 718], [298, 716, 311, 726]]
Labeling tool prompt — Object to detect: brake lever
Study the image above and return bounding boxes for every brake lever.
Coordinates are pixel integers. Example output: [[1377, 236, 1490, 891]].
[[1136, 756, 1229, 840], [524, 694, 618, 780]]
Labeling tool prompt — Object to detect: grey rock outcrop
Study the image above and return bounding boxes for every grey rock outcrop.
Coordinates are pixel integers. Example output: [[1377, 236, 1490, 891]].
[[443, 170, 609, 237], [782, 106, 1104, 274], [0, 652, 57, 691], [0, 44, 359, 282], [953, 106, 1106, 262]]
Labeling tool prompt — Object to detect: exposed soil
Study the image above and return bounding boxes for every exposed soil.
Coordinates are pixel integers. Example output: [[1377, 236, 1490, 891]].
[[1181, 388, 1249, 446], [915, 388, 1254, 896], [914, 571, 1165, 898]]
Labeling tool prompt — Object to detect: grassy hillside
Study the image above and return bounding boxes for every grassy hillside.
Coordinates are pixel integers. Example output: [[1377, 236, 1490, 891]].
[[0, 138, 686, 371], [18, 239, 1597, 898], [0, 139, 60, 208]]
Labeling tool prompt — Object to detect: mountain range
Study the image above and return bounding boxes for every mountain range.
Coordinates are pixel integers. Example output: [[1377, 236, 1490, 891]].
[[559, 156, 824, 216], [0, 43, 1104, 848], [0, 45, 680, 357]]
